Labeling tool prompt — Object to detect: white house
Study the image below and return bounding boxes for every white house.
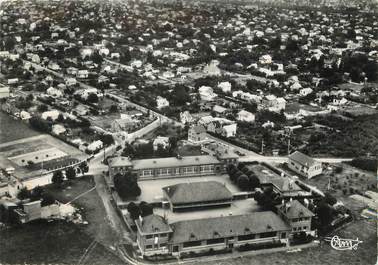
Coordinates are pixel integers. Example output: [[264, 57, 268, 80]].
[[20, 111, 31, 120], [222, 123, 237, 138], [77, 70, 89, 79], [203, 60, 221, 76], [217, 81, 232, 93], [46, 87, 63, 98], [299, 88, 313, 97], [65, 78, 77, 86], [156, 96, 169, 109], [237, 110, 255, 122], [180, 111, 194, 125], [52, 124, 66, 135], [87, 140, 103, 152], [259, 54, 272, 64], [288, 151, 322, 179], [0, 86, 10, 98], [264, 95, 286, 111], [153, 136, 170, 151], [41, 110, 60, 121], [198, 86, 217, 101]]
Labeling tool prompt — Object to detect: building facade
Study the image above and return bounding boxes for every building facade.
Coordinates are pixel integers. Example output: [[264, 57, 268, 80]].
[[288, 151, 322, 179], [136, 212, 291, 257], [108, 155, 236, 183]]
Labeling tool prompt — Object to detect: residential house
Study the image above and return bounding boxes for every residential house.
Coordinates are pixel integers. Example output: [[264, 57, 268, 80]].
[[288, 151, 322, 179], [153, 136, 170, 151], [136, 215, 173, 257], [52, 124, 66, 135], [156, 96, 169, 109], [276, 200, 315, 237], [0, 85, 10, 98], [76, 70, 89, 79], [87, 140, 103, 153], [237, 110, 255, 123], [299, 88, 313, 97], [222, 123, 237, 138], [188, 125, 207, 143], [217, 82, 232, 93], [198, 86, 217, 101], [41, 110, 60, 121], [179, 111, 194, 125]]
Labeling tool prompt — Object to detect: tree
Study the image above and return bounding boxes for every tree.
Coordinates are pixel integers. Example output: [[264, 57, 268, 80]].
[[38, 104, 48, 112], [237, 175, 250, 191], [87, 93, 99, 103], [29, 116, 51, 132], [52, 170, 64, 186], [30, 186, 44, 201], [324, 192, 337, 206], [79, 162, 89, 174], [248, 175, 260, 190], [100, 134, 114, 146], [139, 201, 153, 217], [17, 187, 31, 200], [109, 104, 118, 113], [127, 202, 141, 220], [316, 202, 335, 226], [113, 171, 141, 200], [41, 192, 55, 206], [66, 167, 76, 180]]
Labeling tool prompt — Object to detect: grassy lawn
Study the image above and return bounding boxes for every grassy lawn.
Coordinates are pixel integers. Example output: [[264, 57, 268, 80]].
[[0, 176, 124, 265], [0, 220, 124, 265], [0, 111, 40, 144]]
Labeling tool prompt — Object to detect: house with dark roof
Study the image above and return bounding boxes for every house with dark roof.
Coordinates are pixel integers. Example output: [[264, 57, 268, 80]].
[[276, 200, 315, 237], [136, 212, 291, 257], [162, 181, 233, 211], [188, 125, 207, 143], [135, 215, 173, 256], [169, 212, 290, 256], [288, 151, 322, 179]]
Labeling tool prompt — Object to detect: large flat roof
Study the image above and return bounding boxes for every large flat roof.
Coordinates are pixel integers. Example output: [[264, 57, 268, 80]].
[[132, 155, 220, 170]]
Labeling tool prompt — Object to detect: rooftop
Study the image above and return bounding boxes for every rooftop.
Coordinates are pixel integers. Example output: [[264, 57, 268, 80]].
[[135, 214, 172, 235], [170, 211, 291, 244], [132, 155, 220, 170], [162, 181, 233, 205], [276, 200, 315, 219], [289, 151, 317, 167]]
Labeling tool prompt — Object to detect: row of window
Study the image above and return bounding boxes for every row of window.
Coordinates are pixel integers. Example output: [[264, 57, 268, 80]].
[[293, 226, 308, 231], [141, 165, 216, 177], [145, 233, 167, 239], [291, 217, 310, 222], [181, 232, 279, 248], [145, 243, 167, 250]]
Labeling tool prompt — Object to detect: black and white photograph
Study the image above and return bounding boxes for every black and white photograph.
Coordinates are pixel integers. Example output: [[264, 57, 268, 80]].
[[0, 0, 377, 264]]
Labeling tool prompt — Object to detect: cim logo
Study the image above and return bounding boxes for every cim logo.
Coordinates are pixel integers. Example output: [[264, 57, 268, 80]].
[[324, 236, 363, 251]]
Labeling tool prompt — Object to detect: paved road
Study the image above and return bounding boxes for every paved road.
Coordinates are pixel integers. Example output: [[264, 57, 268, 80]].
[[93, 174, 132, 243], [239, 155, 353, 163]]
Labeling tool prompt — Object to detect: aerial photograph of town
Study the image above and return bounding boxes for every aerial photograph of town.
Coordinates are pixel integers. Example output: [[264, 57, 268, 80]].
[[0, 0, 377, 264]]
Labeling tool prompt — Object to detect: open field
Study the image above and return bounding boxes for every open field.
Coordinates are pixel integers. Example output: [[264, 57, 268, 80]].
[[137, 174, 241, 202], [0, 176, 124, 265], [0, 134, 86, 179], [0, 111, 40, 144], [0, 220, 125, 265]]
